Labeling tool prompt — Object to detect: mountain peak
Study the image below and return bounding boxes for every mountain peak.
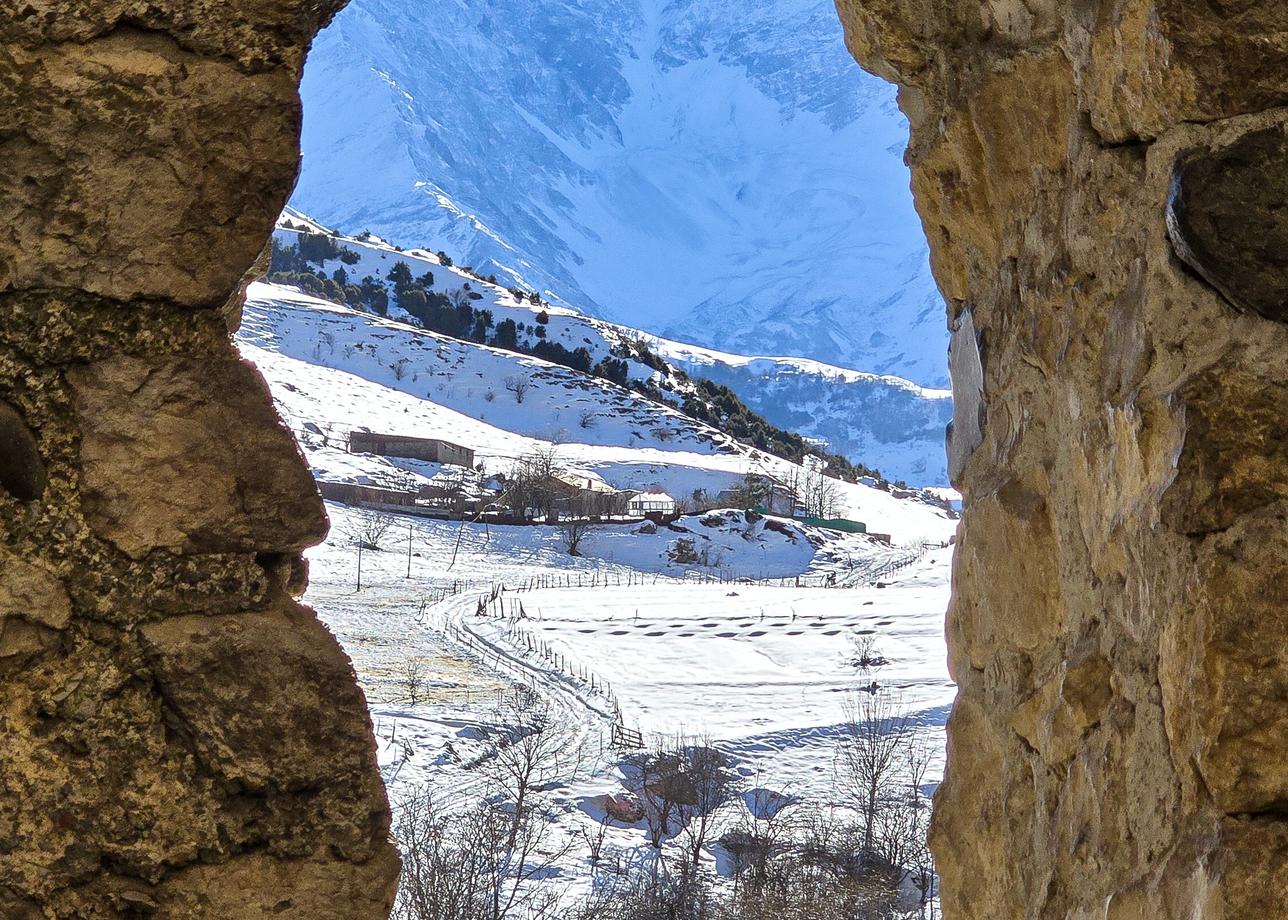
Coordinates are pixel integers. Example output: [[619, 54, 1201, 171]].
[[292, 0, 948, 387]]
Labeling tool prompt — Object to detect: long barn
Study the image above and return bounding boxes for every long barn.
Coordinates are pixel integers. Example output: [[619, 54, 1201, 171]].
[[348, 431, 475, 468]]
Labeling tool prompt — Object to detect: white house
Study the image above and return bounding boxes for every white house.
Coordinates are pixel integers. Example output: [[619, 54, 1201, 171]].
[[627, 488, 676, 517]]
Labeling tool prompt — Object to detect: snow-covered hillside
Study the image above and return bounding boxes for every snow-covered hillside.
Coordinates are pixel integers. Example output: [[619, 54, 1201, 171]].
[[292, 0, 948, 386], [239, 280, 956, 544], [268, 216, 952, 485], [305, 503, 954, 909], [658, 342, 952, 486]]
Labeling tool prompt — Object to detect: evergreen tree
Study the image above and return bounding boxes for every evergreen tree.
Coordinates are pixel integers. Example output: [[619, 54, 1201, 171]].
[[387, 261, 413, 290], [492, 318, 519, 350], [298, 230, 342, 264]]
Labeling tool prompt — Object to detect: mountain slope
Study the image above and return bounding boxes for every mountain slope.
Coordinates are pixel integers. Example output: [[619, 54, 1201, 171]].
[[237, 282, 957, 544], [292, 0, 948, 386], [268, 216, 951, 484]]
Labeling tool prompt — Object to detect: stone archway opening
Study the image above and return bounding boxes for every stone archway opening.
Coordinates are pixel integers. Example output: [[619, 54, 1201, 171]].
[[282, 0, 963, 912], [8, 1, 1287, 919]]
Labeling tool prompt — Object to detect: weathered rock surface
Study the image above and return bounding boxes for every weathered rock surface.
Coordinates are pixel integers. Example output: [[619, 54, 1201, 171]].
[[0, 1, 398, 917], [835, 1, 1288, 917], [1167, 125, 1288, 325], [68, 355, 329, 560]]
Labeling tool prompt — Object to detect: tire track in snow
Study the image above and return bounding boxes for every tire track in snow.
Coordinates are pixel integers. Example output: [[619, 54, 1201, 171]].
[[429, 590, 620, 792]]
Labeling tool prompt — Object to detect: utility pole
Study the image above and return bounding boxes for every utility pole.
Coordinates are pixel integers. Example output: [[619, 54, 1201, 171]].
[[406, 518, 413, 578], [356, 539, 363, 593]]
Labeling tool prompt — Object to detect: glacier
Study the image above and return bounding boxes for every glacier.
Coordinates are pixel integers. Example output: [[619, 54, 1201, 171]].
[[293, 0, 949, 388]]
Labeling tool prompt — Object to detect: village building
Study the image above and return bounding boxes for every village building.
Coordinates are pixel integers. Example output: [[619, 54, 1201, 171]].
[[714, 472, 799, 516], [626, 488, 677, 518], [348, 431, 475, 468], [551, 471, 624, 519], [316, 481, 421, 510]]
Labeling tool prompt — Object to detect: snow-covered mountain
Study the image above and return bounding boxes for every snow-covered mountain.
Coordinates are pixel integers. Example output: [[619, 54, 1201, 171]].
[[268, 214, 951, 484], [292, 0, 948, 386], [656, 342, 951, 486]]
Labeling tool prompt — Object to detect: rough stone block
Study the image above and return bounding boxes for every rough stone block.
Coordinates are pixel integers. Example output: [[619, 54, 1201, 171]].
[[69, 355, 328, 559], [140, 601, 378, 794], [1167, 125, 1288, 325]]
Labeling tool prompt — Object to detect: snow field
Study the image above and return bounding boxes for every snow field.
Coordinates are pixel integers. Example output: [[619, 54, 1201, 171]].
[[463, 551, 955, 795], [235, 280, 961, 904], [303, 503, 953, 903]]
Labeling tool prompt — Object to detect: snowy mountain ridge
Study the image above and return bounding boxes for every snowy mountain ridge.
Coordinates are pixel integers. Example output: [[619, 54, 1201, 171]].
[[291, 0, 949, 386], [268, 211, 952, 485]]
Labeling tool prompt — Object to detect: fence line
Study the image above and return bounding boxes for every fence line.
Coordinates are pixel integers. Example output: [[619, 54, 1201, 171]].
[[426, 539, 949, 753], [450, 590, 643, 747]]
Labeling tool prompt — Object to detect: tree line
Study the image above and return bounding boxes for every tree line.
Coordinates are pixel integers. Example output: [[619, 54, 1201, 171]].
[[268, 232, 890, 486]]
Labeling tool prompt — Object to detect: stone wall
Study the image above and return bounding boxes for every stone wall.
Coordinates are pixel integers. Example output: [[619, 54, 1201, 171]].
[[1, 2, 398, 917], [834, 2, 1288, 917]]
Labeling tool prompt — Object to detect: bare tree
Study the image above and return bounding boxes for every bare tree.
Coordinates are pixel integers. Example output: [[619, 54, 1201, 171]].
[[393, 788, 573, 920], [311, 330, 335, 362], [579, 815, 613, 868], [485, 695, 585, 850], [623, 744, 685, 852], [624, 736, 737, 863], [341, 507, 395, 550], [559, 518, 598, 556], [723, 778, 799, 895], [393, 657, 429, 707], [504, 374, 531, 404], [673, 739, 740, 873], [895, 737, 936, 916], [394, 790, 485, 920], [785, 459, 843, 519], [804, 468, 842, 519], [850, 634, 889, 693], [834, 691, 915, 861], [502, 447, 563, 521]]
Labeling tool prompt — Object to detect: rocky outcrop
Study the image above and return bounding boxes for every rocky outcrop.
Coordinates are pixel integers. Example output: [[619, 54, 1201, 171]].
[[835, 1, 1288, 917], [0, 2, 398, 917]]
